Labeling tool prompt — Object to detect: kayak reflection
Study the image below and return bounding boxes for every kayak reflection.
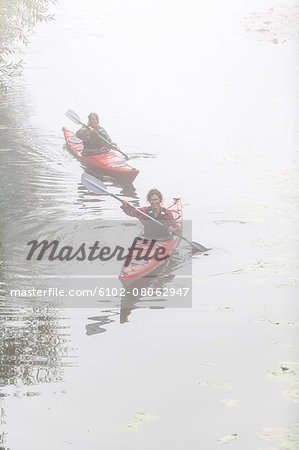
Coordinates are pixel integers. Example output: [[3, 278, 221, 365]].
[[80, 168, 139, 200], [85, 246, 191, 335]]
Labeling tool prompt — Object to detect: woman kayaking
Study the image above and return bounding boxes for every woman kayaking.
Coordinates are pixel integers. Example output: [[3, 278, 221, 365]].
[[76, 112, 119, 155], [121, 189, 178, 240]]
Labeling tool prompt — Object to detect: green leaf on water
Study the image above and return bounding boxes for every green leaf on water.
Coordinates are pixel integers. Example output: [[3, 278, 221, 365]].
[[266, 339, 279, 344], [251, 318, 299, 327], [282, 383, 299, 404], [267, 362, 299, 382], [197, 381, 234, 391], [0, 148, 12, 152], [0, 125, 8, 130], [280, 362, 299, 372], [123, 412, 158, 432], [217, 433, 239, 444], [256, 424, 299, 449], [209, 306, 236, 312], [257, 428, 288, 441], [221, 399, 239, 406], [198, 361, 216, 367], [267, 368, 296, 381]]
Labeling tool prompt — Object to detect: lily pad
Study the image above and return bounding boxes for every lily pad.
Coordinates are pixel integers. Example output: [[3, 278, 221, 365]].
[[0, 148, 12, 152], [0, 125, 8, 130], [197, 381, 234, 391], [257, 428, 289, 441], [280, 362, 299, 372], [217, 306, 236, 312], [282, 382, 299, 403], [277, 278, 299, 288], [198, 361, 216, 367], [251, 318, 299, 327], [222, 399, 239, 406], [217, 433, 239, 444], [267, 362, 299, 382], [266, 339, 279, 344], [215, 342, 227, 347], [193, 277, 205, 283], [123, 412, 158, 431], [267, 368, 296, 381], [257, 425, 299, 449]]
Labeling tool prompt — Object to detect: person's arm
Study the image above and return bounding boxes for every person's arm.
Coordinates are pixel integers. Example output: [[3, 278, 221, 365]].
[[98, 127, 118, 148], [121, 201, 147, 221], [76, 126, 90, 141]]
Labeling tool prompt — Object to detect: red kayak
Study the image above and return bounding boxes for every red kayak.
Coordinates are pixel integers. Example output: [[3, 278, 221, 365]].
[[62, 127, 139, 182], [119, 198, 183, 287]]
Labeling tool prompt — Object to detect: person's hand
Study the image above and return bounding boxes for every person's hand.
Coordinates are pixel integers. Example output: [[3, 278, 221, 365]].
[[88, 126, 96, 132], [112, 144, 120, 151], [122, 200, 134, 209], [168, 226, 175, 234]]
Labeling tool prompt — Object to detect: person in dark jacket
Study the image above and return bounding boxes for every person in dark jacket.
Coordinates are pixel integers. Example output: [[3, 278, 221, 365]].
[[76, 112, 119, 155], [121, 189, 178, 240]]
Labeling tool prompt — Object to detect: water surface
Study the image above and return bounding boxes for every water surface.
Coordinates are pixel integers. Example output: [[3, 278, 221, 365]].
[[1, 0, 299, 448]]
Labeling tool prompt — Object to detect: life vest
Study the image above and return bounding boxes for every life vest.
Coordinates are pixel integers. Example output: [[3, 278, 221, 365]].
[[142, 207, 173, 240]]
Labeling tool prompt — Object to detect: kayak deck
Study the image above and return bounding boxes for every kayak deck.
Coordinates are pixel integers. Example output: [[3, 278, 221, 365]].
[[119, 198, 183, 287], [62, 127, 139, 182]]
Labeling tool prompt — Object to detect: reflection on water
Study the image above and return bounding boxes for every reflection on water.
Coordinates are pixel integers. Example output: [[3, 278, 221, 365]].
[[0, 302, 74, 448], [86, 310, 119, 336], [85, 243, 194, 333], [0, 305, 74, 388], [126, 152, 157, 160], [81, 168, 139, 199]]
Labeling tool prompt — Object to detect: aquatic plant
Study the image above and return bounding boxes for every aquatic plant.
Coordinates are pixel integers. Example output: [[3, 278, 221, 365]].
[[0, 0, 57, 95]]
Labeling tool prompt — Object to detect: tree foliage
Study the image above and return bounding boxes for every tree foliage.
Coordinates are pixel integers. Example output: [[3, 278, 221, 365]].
[[0, 0, 57, 95]]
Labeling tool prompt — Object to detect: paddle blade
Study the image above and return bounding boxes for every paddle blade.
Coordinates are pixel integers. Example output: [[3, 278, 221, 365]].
[[65, 109, 82, 126], [191, 241, 211, 253], [81, 173, 108, 195]]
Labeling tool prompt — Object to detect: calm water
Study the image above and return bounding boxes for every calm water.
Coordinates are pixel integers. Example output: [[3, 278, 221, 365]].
[[1, 0, 299, 448]]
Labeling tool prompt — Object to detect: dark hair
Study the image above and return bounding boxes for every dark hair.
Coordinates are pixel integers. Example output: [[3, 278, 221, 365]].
[[88, 112, 99, 124], [147, 189, 163, 202]]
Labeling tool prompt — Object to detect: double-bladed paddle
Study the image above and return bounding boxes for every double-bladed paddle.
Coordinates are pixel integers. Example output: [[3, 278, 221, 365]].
[[65, 109, 129, 160], [81, 173, 210, 253]]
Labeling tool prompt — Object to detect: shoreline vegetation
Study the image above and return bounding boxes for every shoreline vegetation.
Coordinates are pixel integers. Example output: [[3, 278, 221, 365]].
[[0, 0, 57, 95]]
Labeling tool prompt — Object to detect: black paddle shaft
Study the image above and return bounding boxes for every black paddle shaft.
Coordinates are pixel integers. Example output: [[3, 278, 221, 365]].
[[110, 193, 209, 252], [81, 172, 210, 253], [80, 122, 115, 149]]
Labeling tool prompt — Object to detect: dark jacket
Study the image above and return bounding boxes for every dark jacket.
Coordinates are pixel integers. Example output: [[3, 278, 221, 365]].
[[121, 203, 178, 240], [76, 125, 115, 151]]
